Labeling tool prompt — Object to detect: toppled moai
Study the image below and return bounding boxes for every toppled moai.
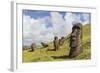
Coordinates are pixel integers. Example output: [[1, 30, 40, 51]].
[[69, 23, 83, 58], [53, 36, 59, 51], [41, 42, 48, 47]]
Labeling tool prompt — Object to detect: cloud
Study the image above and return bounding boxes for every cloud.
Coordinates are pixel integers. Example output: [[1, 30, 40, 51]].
[[23, 15, 52, 45], [23, 11, 90, 46], [64, 12, 83, 35], [64, 13, 82, 25], [50, 12, 65, 25], [50, 12, 68, 37]]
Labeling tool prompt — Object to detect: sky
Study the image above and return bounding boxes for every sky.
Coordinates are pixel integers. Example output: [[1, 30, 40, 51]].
[[23, 10, 91, 46]]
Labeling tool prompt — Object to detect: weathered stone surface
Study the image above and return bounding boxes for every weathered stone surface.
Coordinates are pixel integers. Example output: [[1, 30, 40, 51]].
[[30, 43, 36, 52], [53, 36, 59, 51], [69, 23, 83, 58], [41, 42, 48, 47], [59, 37, 65, 46]]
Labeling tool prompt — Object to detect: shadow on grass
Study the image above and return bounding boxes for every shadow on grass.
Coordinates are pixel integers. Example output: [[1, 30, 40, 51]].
[[47, 49, 56, 51], [51, 55, 70, 59]]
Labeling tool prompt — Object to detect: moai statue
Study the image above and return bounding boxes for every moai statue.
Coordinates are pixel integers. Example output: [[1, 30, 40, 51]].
[[30, 43, 36, 52], [53, 36, 59, 51], [69, 23, 83, 58], [59, 37, 65, 46], [41, 42, 48, 47]]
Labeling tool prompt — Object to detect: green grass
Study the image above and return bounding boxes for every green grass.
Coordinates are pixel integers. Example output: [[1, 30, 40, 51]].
[[22, 24, 91, 63]]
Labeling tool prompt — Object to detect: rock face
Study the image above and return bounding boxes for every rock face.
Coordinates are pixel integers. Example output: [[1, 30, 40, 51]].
[[69, 23, 83, 58]]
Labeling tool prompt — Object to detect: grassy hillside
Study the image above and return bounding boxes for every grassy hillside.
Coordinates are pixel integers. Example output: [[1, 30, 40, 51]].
[[22, 24, 91, 63]]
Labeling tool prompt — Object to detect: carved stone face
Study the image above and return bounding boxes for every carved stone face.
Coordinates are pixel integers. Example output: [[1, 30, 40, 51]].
[[69, 23, 82, 58], [70, 29, 78, 48], [70, 23, 82, 47]]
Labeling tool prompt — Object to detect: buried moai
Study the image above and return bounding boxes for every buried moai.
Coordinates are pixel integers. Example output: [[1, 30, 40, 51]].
[[59, 37, 65, 46], [30, 43, 36, 52], [53, 36, 59, 51], [69, 23, 83, 58]]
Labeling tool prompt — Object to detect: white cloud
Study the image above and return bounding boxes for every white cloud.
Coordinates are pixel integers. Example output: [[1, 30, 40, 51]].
[[50, 12, 68, 37], [23, 12, 88, 46], [23, 15, 54, 46], [51, 12, 65, 25], [64, 12, 82, 35], [64, 13, 82, 25]]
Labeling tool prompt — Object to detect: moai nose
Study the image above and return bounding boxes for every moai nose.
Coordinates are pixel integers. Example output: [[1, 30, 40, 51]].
[[71, 33, 76, 37]]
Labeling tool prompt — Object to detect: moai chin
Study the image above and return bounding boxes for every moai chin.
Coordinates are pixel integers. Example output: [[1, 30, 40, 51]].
[[69, 23, 83, 58]]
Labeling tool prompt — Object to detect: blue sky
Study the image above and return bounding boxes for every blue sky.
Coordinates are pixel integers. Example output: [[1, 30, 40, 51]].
[[23, 10, 91, 46], [23, 10, 91, 24]]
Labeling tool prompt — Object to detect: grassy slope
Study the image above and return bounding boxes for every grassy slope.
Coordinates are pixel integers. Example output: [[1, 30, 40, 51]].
[[22, 24, 91, 63]]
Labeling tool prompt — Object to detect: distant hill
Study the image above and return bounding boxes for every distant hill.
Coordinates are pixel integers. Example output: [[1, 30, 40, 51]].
[[22, 24, 91, 62]]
